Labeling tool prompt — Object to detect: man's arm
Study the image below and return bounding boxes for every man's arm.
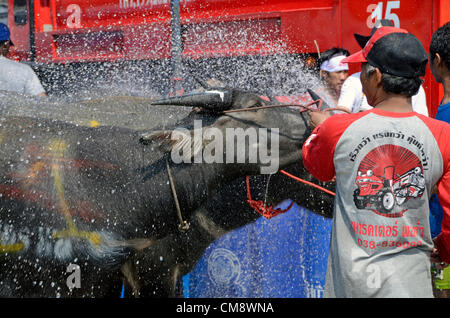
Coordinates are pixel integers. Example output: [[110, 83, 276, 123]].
[[434, 123, 450, 264], [302, 117, 337, 182], [435, 170, 450, 264], [302, 111, 366, 182]]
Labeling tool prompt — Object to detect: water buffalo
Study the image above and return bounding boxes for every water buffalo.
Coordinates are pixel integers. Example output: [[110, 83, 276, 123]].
[[122, 89, 335, 297], [61, 87, 335, 298], [0, 94, 310, 297], [0, 87, 335, 297]]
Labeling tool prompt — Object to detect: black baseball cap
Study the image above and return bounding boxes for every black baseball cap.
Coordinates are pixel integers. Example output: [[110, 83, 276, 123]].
[[342, 26, 428, 78], [354, 19, 394, 48]]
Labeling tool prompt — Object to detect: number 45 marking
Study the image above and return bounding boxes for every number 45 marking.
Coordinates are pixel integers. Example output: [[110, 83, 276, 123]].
[[367, 1, 401, 29]]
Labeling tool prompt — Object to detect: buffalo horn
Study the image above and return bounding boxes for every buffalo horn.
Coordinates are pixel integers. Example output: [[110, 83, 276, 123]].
[[151, 89, 233, 111], [307, 88, 331, 111]]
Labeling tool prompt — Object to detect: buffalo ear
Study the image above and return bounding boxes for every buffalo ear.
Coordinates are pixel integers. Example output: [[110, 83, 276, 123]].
[[139, 129, 200, 158], [139, 130, 176, 153], [139, 130, 172, 144], [139, 128, 206, 160]]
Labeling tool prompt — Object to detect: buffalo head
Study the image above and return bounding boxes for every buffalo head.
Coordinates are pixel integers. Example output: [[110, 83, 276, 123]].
[[140, 104, 308, 175]]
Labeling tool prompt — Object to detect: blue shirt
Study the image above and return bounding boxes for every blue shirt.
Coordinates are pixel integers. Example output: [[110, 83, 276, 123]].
[[430, 102, 450, 238], [435, 102, 450, 122]]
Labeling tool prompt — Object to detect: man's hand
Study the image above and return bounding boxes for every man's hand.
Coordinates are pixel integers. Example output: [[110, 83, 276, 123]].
[[308, 111, 331, 129], [431, 248, 450, 269]]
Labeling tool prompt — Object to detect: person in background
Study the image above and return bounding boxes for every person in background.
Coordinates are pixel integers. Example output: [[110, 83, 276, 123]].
[[315, 47, 350, 108], [0, 23, 46, 97], [302, 26, 450, 297], [428, 22, 450, 298], [338, 19, 428, 116]]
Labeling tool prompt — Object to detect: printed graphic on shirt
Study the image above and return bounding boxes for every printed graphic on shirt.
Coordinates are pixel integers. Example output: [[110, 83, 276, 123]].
[[353, 144, 425, 218]]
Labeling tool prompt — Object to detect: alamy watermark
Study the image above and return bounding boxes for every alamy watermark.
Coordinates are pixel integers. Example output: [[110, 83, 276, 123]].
[[170, 120, 280, 174], [66, 263, 81, 289]]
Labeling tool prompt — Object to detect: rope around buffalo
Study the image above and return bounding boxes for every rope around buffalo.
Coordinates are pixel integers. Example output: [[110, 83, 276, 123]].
[[221, 99, 351, 115], [225, 98, 343, 219], [168, 99, 344, 229], [166, 157, 190, 232]]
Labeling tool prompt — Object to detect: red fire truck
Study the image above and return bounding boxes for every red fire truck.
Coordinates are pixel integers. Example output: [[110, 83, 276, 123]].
[[5, 0, 450, 114]]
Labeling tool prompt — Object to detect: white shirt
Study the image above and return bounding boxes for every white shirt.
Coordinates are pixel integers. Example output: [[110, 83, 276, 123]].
[[0, 56, 45, 96], [338, 72, 429, 116]]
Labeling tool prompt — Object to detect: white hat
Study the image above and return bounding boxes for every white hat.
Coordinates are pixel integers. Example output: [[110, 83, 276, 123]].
[[320, 55, 349, 73]]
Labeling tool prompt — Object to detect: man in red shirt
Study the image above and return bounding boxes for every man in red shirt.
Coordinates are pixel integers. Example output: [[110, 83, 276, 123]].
[[302, 26, 450, 297]]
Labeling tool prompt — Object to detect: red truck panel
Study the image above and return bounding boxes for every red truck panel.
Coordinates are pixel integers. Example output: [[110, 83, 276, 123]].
[[20, 0, 338, 62]]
